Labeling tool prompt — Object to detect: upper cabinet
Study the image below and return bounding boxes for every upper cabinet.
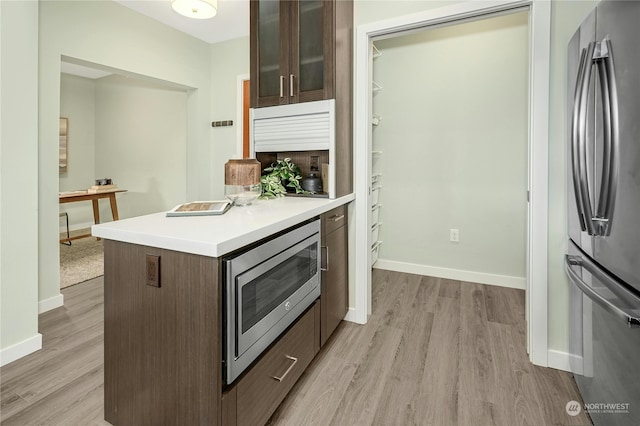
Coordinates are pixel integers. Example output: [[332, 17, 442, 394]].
[[250, 0, 335, 107]]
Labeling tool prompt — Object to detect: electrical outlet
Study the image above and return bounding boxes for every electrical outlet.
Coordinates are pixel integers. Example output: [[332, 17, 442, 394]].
[[450, 228, 459, 243], [310, 155, 319, 171]]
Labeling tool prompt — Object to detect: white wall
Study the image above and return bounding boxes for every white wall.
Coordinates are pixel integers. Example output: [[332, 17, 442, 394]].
[[372, 12, 529, 285], [0, 0, 41, 365], [209, 36, 250, 198], [38, 1, 212, 307], [59, 73, 97, 229], [95, 75, 188, 219], [59, 73, 189, 228], [355, 0, 450, 26]]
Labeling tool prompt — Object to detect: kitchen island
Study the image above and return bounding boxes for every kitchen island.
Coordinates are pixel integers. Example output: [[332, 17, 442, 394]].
[[92, 194, 353, 426], [92, 195, 353, 257]]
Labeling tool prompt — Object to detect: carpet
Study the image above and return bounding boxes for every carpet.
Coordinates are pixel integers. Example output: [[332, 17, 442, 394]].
[[59, 229, 104, 289]]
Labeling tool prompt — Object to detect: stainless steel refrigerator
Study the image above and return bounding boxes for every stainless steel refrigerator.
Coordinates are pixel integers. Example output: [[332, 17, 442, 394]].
[[566, 1, 640, 425]]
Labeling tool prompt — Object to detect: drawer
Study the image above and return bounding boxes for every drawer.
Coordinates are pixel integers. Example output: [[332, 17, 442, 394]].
[[323, 204, 347, 235], [234, 302, 318, 426]]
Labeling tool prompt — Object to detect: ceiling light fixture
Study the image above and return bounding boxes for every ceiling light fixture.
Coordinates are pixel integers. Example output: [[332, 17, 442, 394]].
[[171, 0, 217, 19]]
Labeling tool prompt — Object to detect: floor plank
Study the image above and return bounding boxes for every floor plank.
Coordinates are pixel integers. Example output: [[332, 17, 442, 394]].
[[0, 272, 591, 426]]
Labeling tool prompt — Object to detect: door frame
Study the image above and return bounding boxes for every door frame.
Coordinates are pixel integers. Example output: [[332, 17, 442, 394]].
[[236, 73, 250, 159], [351, 0, 550, 367]]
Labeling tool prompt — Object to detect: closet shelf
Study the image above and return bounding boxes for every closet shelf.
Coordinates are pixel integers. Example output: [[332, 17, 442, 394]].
[[372, 43, 382, 58]]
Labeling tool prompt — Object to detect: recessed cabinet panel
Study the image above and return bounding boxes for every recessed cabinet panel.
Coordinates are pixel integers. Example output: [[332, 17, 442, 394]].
[[258, 0, 281, 99], [298, 0, 325, 93], [320, 205, 348, 346]]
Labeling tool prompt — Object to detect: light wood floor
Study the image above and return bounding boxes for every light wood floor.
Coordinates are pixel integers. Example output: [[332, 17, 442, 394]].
[[0, 270, 591, 426]]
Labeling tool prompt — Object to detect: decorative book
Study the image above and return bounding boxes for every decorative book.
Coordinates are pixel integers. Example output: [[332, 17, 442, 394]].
[[166, 201, 231, 217], [87, 184, 118, 194]]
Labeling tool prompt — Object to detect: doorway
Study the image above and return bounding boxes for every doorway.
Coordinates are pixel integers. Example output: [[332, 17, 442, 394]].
[[58, 60, 189, 290], [352, 1, 551, 367]]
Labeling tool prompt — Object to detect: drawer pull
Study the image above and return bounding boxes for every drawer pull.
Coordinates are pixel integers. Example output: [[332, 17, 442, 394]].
[[272, 355, 298, 382], [329, 214, 345, 222]]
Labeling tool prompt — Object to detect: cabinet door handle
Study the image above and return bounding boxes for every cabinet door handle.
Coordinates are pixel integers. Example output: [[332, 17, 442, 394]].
[[280, 75, 285, 98], [272, 355, 298, 381], [321, 245, 329, 271], [290, 74, 295, 97], [329, 214, 345, 222]]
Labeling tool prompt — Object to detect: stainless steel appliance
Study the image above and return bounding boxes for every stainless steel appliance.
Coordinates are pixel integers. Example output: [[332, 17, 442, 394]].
[[222, 219, 321, 384], [566, 2, 640, 424]]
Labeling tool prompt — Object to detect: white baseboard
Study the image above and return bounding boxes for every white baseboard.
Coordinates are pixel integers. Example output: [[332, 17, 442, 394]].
[[343, 306, 366, 324], [39, 294, 64, 314], [374, 259, 526, 290], [548, 349, 583, 374], [0, 333, 42, 367]]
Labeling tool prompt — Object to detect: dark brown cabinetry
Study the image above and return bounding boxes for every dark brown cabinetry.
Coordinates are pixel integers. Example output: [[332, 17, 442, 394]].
[[250, 0, 336, 107], [250, 0, 353, 198], [320, 205, 348, 346], [103, 240, 221, 426], [103, 208, 348, 426]]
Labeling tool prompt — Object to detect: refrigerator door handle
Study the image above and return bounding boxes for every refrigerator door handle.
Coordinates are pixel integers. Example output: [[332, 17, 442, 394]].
[[594, 39, 619, 236], [565, 254, 640, 328], [571, 42, 597, 235]]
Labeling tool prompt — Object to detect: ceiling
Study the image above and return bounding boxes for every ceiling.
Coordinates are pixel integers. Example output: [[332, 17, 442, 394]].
[[113, 0, 250, 44], [61, 0, 249, 80]]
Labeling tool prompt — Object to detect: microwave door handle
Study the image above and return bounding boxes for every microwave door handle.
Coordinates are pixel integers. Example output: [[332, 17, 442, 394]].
[[594, 39, 620, 236], [571, 45, 592, 234], [565, 255, 640, 328]]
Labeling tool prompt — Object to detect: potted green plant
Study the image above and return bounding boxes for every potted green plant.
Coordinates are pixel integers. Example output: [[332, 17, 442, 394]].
[[260, 158, 309, 199]]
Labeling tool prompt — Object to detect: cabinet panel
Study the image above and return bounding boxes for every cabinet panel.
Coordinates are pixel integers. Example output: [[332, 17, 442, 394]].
[[103, 240, 220, 426], [290, 0, 334, 103], [297, 0, 324, 92], [251, 0, 290, 107], [321, 206, 348, 346]]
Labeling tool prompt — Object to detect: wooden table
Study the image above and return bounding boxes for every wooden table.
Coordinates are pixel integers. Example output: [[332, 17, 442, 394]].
[[59, 189, 127, 243]]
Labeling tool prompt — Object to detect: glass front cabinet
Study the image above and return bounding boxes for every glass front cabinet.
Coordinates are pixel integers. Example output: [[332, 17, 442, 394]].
[[250, 0, 334, 107]]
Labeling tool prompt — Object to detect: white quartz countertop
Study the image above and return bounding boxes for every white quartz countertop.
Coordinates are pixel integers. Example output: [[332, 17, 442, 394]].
[[92, 194, 354, 257]]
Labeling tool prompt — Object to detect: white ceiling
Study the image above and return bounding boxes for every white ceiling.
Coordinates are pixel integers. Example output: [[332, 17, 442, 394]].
[[60, 0, 249, 80], [113, 0, 250, 44]]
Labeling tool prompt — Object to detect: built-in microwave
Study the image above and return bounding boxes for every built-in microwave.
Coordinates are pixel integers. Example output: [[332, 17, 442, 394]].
[[222, 219, 321, 384]]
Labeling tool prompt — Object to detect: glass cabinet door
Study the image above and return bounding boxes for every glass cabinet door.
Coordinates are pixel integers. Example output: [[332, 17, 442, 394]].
[[251, 0, 333, 107], [290, 0, 333, 103], [251, 0, 290, 107]]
